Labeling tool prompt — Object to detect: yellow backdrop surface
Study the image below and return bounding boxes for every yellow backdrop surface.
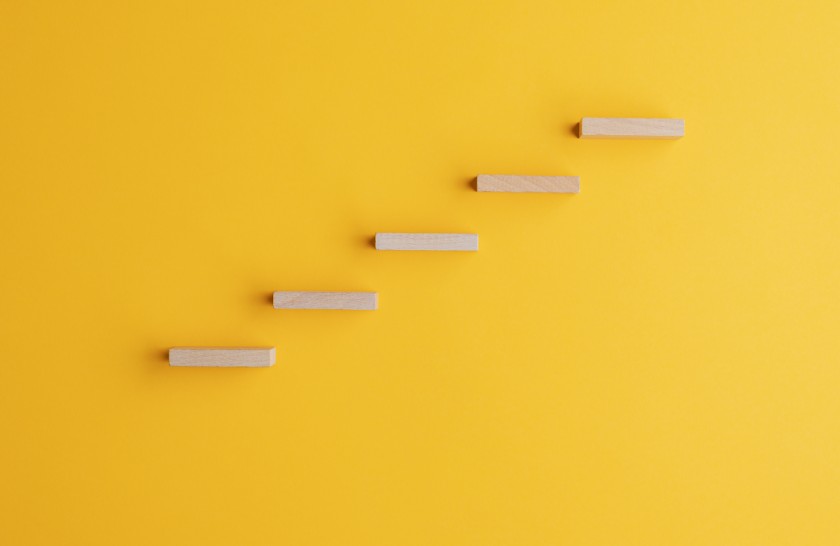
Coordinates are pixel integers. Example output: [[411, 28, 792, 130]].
[[2, 1, 840, 544]]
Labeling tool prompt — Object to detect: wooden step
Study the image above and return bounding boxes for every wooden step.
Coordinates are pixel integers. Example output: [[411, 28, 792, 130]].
[[375, 233, 478, 251], [579, 117, 684, 139], [477, 174, 579, 193], [273, 291, 377, 310], [169, 347, 276, 367]]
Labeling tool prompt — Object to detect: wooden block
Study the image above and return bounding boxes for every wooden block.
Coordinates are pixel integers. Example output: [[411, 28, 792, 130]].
[[169, 347, 276, 367], [375, 233, 478, 251], [477, 174, 580, 193], [579, 117, 684, 139], [273, 291, 377, 310]]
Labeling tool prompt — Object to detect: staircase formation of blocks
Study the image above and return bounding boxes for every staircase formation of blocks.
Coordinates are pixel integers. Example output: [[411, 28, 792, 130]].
[[169, 117, 684, 367]]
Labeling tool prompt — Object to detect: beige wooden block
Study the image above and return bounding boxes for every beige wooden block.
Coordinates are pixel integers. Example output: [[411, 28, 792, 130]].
[[579, 117, 684, 139], [375, 233, 478, 251], [169, 347, 276, 367], [477, 174, 580, 193], [273, 291, 377, 310]]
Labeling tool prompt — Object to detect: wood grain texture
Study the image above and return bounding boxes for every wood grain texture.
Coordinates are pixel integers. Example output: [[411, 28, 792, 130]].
[[579, 117, 684, 139], [169, 347, 276, 367], [477, 174, 580, 193], [273, 291, 378, 310], [375, 233, 478, 251]]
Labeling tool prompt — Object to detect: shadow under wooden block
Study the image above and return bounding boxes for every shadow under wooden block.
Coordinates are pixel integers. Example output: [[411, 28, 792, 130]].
[[579, 117, 684, 139], [477, 174, 580, 193], [273, 291, 378, 310], [375, 233, 478, 251], [169, 347, 276, 367]]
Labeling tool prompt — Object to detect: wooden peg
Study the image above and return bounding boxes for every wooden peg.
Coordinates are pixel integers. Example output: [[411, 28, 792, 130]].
[[579, 117, 684, 139], [375, 233, 478, 251], [477, 174, 580, 193], [169, 347, 276, 367], [273, 291, 378, 310]]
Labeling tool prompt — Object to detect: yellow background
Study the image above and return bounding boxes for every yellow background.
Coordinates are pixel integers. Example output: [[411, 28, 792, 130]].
[[2, 0, 839, 544]]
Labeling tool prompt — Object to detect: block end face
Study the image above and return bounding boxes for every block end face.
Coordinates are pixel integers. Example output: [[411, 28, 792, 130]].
[[674, 118, 686, 137]]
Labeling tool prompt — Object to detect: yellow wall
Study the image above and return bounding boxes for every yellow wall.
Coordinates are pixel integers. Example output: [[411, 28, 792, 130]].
[[2, 1, 839, 544]]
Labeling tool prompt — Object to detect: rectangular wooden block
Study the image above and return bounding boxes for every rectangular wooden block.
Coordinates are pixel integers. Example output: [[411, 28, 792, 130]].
[[273, 291, 377, 310], [579, 117, 684, 139], [169, 347, 276, 367], [477, 174, 580, 193], [375, 233, 478, 251]]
